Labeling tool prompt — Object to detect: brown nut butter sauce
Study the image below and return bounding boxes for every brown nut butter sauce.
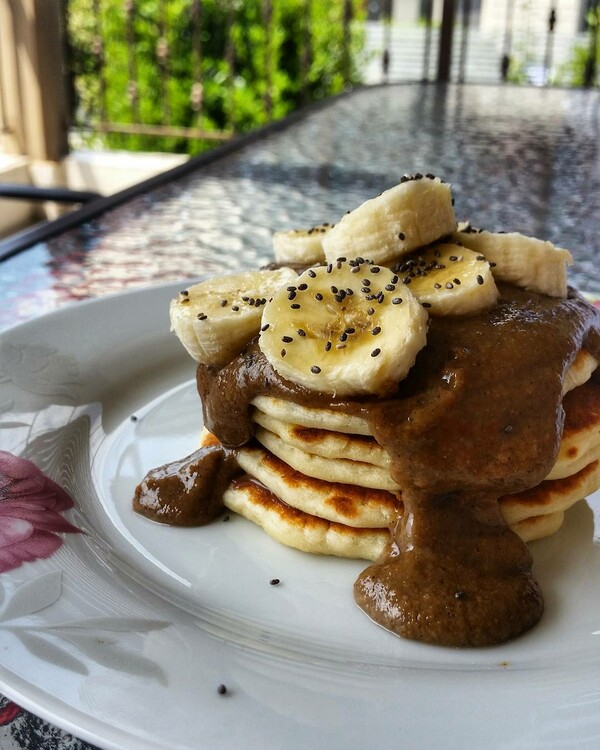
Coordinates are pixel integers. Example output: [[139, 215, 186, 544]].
[[134, 285, 600, 647], [133, 445, 239, 526]]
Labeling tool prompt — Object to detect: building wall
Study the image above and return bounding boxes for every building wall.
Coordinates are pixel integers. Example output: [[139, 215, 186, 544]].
[[479, 0, 583, 38], [391, 0, 425, 24], [387, 0, 585, 36]]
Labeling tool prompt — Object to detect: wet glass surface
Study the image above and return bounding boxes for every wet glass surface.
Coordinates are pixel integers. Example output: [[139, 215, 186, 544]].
[[1, 82, 599, 330]]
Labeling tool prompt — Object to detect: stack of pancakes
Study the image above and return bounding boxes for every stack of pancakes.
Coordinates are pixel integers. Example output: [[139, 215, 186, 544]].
[[200, 349, 600, 560]]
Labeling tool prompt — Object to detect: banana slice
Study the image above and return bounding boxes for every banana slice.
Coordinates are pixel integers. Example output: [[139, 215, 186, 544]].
[[273, 224, 332, 265], [454, 227, 573, 298], [322, 175, 456, 266], [393, 242, 499, 316], [170, 267, 298, 366], [259, 259, 429, 397]]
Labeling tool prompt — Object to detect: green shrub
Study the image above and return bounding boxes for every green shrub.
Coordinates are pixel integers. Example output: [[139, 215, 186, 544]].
[[67, 0, 365, 154], [555, 4, 599, 87]]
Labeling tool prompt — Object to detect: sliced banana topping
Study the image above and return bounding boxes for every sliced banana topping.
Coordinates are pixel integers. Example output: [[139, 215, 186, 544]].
[[454, 227, 573, 298], [170, 174, 580, 383], [322, 175, 456, 266], [273, 224, 332, 265], [259, 259, 429, 397], [393, 242, 499, 316], [170, 267, 298, 366]]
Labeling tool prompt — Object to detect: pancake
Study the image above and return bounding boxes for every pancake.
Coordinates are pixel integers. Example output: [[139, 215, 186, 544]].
[[250, 377, 600, 488], [196, 346, 600, 563], [222, 476, 569, 559], [252, 394, 371, 435], [236, 441, 402, 527], [562, 350, 598, 394], [252, 408, 390, 469], [251, 350, 597, 437], [201, 439, 598, 560], [199, 371, 600, 559], [254, 425, 400, 492], [510, 511, 565, 543], [546, 379, 600, 480], [500, 459, 600, 524], [240, 435, 600, 532], [223, 478, 388, 560]]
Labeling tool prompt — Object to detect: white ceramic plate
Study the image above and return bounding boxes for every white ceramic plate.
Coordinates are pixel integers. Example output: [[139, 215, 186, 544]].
[[1, 283, 600, 750]]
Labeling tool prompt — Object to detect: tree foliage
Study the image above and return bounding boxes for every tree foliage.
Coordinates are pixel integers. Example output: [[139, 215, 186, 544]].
[[67, 0, 365, 154], [556, 4, 600, 87]]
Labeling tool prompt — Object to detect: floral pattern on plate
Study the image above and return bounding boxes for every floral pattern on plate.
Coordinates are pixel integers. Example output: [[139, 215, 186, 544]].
[[0, 452, 82, 574]]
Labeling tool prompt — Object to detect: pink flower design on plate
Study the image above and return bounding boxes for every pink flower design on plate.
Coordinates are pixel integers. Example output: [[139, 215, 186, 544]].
[[0, 451, 82, 574], [0, 698, 21, 725]]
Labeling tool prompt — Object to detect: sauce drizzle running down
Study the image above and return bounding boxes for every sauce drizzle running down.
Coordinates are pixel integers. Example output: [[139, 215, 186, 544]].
[[134, 285, 600, 646]]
